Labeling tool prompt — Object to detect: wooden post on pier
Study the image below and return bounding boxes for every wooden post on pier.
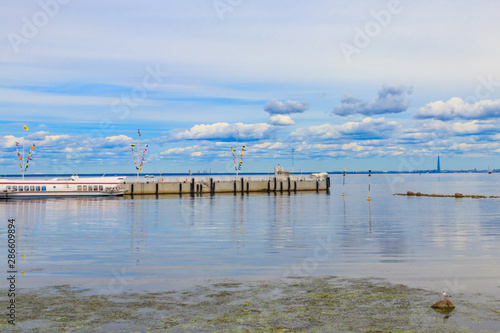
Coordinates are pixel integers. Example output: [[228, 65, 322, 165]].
[[210, 178, 214, 195], [190, 178, 195, 196], [273, 177, 277, 193], [240, 177, 244, 194], [287, 177, 291, 193], [233, 180, 237, 194]]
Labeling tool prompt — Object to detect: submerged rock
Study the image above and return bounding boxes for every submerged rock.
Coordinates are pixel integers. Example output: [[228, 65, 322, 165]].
[[407, 191, 415, 196], [431, 298, 455, 312], [454, 193, 464, 198]]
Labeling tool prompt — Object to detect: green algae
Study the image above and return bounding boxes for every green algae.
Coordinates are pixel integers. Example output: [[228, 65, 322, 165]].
[[0, 276, 499, 332]]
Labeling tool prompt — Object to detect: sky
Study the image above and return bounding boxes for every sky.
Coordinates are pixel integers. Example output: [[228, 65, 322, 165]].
[[1, 0, 500, 175]]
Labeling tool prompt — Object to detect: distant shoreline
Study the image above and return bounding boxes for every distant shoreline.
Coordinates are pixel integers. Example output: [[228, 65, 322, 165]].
[[0, 170, 497, 178]]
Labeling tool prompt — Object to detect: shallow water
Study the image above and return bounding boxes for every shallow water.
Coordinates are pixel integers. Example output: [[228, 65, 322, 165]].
[[1, 173, 500, 301]]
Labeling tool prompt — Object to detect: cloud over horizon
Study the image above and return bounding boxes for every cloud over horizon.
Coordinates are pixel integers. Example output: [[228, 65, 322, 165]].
[[289, 117, 400, 141], [415, 97, 500, 120], [264, 99, 309, 115], [269, 115, 296, 126], [169, 122, 274, 141], [333, 85, 412, 116]]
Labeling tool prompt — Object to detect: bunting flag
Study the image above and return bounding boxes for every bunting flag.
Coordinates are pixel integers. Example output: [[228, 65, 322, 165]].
[[138, 129, 141, 137], [131, 144, 148, 170], [15, 142, 19, 146], [16, 148, 23, 171], [231, 145, 246, 171], [238, 145, 246, 170], [24, 143, 35, 170], [231, 147, 237, 171], [23, 125, 29, 131]]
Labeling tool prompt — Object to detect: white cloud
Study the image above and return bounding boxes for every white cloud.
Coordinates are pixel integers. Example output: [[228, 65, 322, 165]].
[[269, 115, 296, 126], [333, 85, 412, 116], [169, 122, 273, 141], [290, 117, 400, 141], [415, 97, 500, 120], [264, 99, 309, 115]]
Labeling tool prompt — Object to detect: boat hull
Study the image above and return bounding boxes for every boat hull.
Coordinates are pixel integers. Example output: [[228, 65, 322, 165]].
[[0, 176, 128, 199]]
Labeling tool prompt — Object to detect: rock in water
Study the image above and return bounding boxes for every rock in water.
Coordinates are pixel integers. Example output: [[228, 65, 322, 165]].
[[431, 298, 455, 311]]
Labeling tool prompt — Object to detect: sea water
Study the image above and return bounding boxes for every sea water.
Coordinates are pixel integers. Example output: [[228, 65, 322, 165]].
[[1, 173, 499, 299]]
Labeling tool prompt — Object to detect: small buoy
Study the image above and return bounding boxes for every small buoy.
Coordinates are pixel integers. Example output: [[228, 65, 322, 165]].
[[21, 254, 26, 257]]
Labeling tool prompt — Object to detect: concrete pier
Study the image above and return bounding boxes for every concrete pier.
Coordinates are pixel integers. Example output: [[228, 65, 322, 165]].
[[122, 177, 330, 196]]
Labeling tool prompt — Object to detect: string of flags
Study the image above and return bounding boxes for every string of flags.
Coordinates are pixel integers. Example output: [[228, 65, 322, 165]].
[[15, 142, 23, 171], [131, 144, 148, 171], [25, 144, 35, 170], [14, 125, 35, 172], [231, 145, 246, 171]]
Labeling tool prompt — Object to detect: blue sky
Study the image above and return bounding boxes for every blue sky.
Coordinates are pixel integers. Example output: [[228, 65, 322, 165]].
[[1, 0, 500, 174]]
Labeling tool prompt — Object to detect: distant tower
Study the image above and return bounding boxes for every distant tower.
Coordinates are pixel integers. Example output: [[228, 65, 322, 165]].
[[437, 155, 441, 173]]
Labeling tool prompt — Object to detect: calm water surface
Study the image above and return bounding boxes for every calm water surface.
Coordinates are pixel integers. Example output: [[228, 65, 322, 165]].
[[1, 173, 500, 299]]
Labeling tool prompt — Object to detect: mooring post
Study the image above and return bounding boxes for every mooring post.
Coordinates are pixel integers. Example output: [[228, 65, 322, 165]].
[[267, 180, 270, 193], [210, 178, 214, 195], [212, 182, 215, 195], [179, 183, 182, 195], [316, 180, 319, 192], [326, 176, 330, 193], [367, 170, 372, 201], [155, 183, 159, 196], [287, 177, 291, 193], [190, 178, 195, 196], [280, 181, 283, 193], [294, 181, 297, 192], [234, 180, 237, 194], [273, 177, 277, 193], [246, 182, 249, 193], [240, 177, 244, 194]]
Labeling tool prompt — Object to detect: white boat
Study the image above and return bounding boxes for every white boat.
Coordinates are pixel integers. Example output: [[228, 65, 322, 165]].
[[0, 175, 127, 199]]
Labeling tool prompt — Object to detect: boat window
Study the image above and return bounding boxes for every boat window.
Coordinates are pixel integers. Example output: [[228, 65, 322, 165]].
[[36, 186, 40, 191], [41, 186, 46, 191], [77, 185, 82, 191], [19, 187, 23, 192], [30, 186, 34, 191], [12, 186, 17, 191], [25, 186, 29, 191], [7, 186, 11, 190], [93, 185, 97, 191], [83, 185, 87, 191], [88, 185, 92, 191], [99, 185, 103, 191]]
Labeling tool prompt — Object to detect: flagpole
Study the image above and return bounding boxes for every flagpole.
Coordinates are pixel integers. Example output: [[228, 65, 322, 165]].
[[137, 130, 140, 181], [22, 135, 25, 180], [236, 130, 239, 182]]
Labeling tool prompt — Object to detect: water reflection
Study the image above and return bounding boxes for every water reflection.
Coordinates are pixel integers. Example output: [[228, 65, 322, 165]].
[[0, 174, 499, 296]]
